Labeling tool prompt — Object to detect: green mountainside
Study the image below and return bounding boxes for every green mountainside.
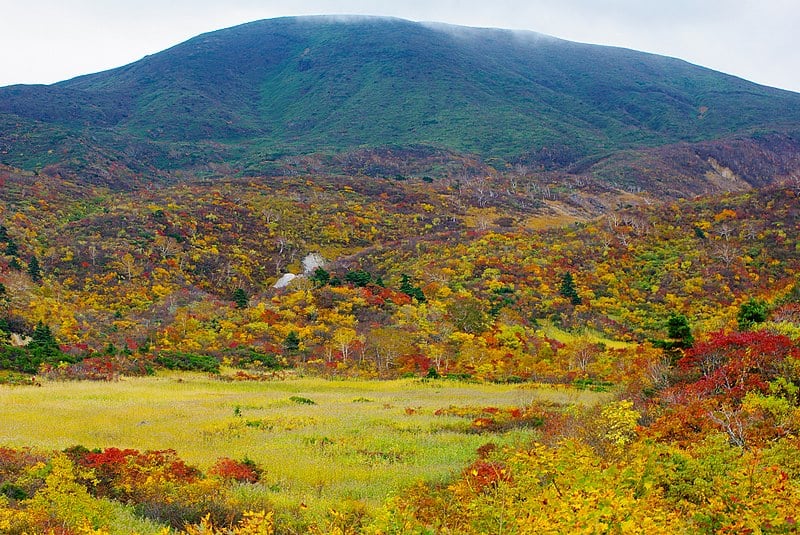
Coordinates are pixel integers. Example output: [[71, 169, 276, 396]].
[[1, 16, 799, 191]]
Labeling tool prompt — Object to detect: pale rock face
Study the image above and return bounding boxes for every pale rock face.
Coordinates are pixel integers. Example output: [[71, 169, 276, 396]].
[[273, 273, 297, 289], [302, 253, 325, 274], [273, 253, 325, 289]]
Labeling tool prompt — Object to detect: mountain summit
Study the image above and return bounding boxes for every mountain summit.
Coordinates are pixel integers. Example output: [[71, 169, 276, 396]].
[[1, 16, 799, 189]]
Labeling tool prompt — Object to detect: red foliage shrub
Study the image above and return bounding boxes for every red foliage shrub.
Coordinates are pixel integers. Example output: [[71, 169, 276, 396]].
[[40, 356, 151, 381], [471, 417, 496, 430], [208, 457, 261, 483], [435, 404, 547, 433], [0, 447, 46, 477], [396, 353, 432, 374], [675, 330, 800, 403], [77, 447, 139, 497], [75, 447, 200, 499], [644, 400, 716, 447], [476, 442, 497, 459], [463, 460, 512, 493], [652, 330, 800, 447]]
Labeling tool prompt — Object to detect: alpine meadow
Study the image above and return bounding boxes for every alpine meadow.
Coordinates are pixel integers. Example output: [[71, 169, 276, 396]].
[[1, 15, 800, 534]]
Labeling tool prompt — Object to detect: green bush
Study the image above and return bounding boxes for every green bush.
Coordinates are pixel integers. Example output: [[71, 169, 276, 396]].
[[737, 297, 769, 330], [228, 348, 281, 369], [155, 352, 220, 373], [344, 269, 372, 287]]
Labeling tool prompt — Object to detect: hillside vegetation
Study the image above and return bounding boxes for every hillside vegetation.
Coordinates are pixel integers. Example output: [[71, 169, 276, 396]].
[[1, 163, 798, 375], [1, 16, 800, 195]]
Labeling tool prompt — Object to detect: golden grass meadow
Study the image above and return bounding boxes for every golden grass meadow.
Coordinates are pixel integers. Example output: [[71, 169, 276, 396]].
[[0, 373, 606, 531]]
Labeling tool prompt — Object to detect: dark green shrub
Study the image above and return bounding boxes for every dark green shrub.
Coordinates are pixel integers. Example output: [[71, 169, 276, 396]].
[[155, 352, 220, 373], [737, 298, 769, 330], [345, 269, 372, 287], [228, 348, 281, 369]]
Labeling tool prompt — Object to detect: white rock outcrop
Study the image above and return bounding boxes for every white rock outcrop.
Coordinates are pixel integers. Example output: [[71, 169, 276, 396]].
[[273, 272, 297, 289]]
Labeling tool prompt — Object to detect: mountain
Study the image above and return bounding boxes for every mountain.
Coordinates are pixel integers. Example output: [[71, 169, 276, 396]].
[[1, 16, 800, 194]]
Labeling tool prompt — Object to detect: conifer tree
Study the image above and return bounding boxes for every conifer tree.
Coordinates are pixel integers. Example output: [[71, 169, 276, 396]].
[[559, 272, 581, 305], [27, 255, 42, 283], [667, 314, 694, 348], [5, 240, 18, 257], [233, 288, 249, 309], [310, 267, 330, 287], [284, 331, 301, 354], [30, 321, 60, 359], [400, 274, 426, 302]]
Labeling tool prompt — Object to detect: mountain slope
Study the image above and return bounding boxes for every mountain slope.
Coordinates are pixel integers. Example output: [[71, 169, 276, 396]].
[[1, 16, 799, 187]]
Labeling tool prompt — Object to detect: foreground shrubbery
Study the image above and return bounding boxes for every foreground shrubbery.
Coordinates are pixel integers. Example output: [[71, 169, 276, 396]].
[[0, 446, 271, 534], [374, 434, 800, 534], [6, 408, 798, 534], [372, 329, 800, 534]]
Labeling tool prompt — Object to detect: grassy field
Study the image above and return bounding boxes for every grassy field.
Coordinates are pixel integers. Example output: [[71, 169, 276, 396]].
[[0, 373, 606, 530]]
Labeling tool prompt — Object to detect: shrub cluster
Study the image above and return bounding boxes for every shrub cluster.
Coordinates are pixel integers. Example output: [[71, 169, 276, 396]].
[[0, 445, 268, 532], [154, 352, 220, 373]]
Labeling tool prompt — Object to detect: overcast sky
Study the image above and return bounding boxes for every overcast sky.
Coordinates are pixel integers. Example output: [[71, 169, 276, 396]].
[[1, 0, 798, 92]]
